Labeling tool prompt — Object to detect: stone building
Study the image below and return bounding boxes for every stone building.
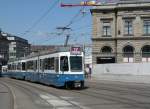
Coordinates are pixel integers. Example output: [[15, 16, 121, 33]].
[[91, 0, 150, 64]]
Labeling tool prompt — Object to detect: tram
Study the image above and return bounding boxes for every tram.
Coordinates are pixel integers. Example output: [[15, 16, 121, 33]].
[[6, 47, 84, 88]]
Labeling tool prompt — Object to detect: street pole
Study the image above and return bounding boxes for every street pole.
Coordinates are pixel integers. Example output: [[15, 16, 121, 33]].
[[56, 27, 71, 47], [83, 44, 85, 77], [64, 34, 70, 47]]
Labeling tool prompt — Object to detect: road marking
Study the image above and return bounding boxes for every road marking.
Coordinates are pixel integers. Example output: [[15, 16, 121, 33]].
[[40, 94, 54, 99], [56, 107, 78, 109], [60, 96, 74, 100], [40, 94, 90, 109], [60, 96, 90, 109], [40, 94, 72, 107], [35, 99, 50, 106], [69, 101, 91, 109], [47, 100, 72, 107]]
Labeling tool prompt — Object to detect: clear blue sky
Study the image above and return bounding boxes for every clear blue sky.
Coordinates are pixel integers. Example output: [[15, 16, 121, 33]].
[[0, 0, 93, 45]]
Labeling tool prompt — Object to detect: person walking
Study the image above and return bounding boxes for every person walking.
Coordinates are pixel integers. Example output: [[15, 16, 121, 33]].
[[85, 66, 89, 78], [88, 65, 92, 79]]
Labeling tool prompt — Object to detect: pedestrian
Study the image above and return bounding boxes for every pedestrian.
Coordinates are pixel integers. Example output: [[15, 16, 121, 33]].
[[85, 66, 89, 78], [88, 65, 92, 79]]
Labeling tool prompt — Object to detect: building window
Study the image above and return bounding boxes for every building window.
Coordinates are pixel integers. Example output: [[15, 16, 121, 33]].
[[123, 45, 134, 63], [101, 46, 112, 53], [142, 45, 150, 62], [143, 20, 150, 35], [13, 47, 16, 51], [9, 53, 16, 57], [11, 42, 16, 45], [124, 20, 133, 35], [102, 21, 111, 37]]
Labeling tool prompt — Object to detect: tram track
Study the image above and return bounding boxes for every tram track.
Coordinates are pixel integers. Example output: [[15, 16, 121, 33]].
[[13, 78, 150, 109], [87, 82, 150, 98], [3, 78, 86, 109], [0, 79, 15, 109], [89, 81, 150, 92], [3, 79, 54, 109], [72, 90, 150, 109], [71, 82, 150, 109], [3, 78, 150, 109]]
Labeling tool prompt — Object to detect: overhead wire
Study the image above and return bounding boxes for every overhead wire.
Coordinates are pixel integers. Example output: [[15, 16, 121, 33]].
[[65, 8, 92, 44], [70, 8, 90, 24], [54, 6, 86, 41], [21, 0, 60, 36], [65, 6, 85, 27], [41, 11, 91, 44], [57, 6, 90, 35], [72, 24, 92, 31], [71, 33, 92, 45], [36, 1, 92, 45]]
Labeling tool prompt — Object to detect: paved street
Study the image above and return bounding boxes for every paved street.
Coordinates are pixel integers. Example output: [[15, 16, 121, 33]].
[[0, 80, 14, 109], [1, 77, 150, 109]]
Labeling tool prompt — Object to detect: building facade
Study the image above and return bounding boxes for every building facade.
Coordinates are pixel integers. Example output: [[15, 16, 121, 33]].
[[6, 34, 30, 61], [91, 0, 150, 64], [84, 45, 92, 67], [0, 31, 9, 71], [30, 45, 57, 54]]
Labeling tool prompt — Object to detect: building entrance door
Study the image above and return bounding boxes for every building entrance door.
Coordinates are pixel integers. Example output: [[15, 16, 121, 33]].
[[96, 57, 115, 64]]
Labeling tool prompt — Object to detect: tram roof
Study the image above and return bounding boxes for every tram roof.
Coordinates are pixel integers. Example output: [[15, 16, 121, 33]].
[[9, 46, 83, 62]]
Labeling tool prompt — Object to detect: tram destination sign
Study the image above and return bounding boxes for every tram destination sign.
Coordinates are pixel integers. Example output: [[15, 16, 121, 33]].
[[70, 46, 81, 55]]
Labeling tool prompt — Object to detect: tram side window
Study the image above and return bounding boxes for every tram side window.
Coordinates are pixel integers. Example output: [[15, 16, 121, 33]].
[[40, 59, 44, 71], [22, 62, 26, 71], [11, 64, 14, 70], [44, 58, 49, 70], [12, 64, 16, 70], [55, 58, 59, 72], [8, 64, 12, 70], [50, 58, 54, 70], [17, 63, 21, 70], [60, 56, 69, 71], [15, 64, 17, 70], [27, 61, 34, 70], [33, 60, 37, 71], [44, 58, 54, 70]]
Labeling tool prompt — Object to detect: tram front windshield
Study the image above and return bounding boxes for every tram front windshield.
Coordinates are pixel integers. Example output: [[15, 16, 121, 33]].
[[70, 56, 82, 71]]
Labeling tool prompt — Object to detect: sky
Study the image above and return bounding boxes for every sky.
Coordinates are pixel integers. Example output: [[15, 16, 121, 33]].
[[0, 0, 94, 45]]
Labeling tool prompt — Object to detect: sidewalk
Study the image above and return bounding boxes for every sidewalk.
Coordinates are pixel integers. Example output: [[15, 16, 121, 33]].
[[91, 74, 150, 84]]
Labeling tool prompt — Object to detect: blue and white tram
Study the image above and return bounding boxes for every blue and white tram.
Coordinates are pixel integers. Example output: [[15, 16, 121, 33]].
[[8, 60, 26, 79], [7, 51, 84, 88]]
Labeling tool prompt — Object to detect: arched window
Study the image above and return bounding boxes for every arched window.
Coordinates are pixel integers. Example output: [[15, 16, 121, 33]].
[[142, 45, 150, 62], [123, 45, 134, 63], [101, 46, 112, 53]]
